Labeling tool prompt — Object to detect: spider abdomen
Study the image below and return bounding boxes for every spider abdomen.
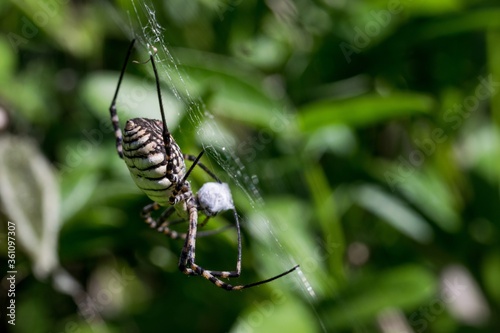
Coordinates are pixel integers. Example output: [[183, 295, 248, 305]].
[[122, 118, 186, 206]]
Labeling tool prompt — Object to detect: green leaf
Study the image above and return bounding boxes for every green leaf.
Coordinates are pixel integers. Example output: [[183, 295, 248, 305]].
[[321, 265, 437, 330], [482, 251, 500, 303], [303, 125, 357, 157], [10, 0, 103, 57], [373, 162, 462, 233], [459, 123, 500, 185], [231, 296, 318, 333], [298, 93, 434, 131], [0, 36, 15, 84], [415, 9, 500, 40], [80, 71, 183, 129], [167, 48, 286, 127], [304, 164, 346, 285], [352, 184, 433, 243], [246, 197, 334, 296]]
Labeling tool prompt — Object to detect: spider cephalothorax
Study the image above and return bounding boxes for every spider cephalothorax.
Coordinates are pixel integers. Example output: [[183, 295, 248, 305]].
[[109, 39, 298, 290]]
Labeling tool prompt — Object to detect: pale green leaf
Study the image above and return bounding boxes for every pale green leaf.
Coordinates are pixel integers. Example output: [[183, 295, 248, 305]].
[[80, 71, 183, 129], [298, 93, 434, 131], [322, 265, 437, 330], [352, 184, 433, 243], [0, 135, 60, 278]]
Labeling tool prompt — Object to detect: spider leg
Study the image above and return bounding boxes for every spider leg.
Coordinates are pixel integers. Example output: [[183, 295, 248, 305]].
[[183, 154, 222, 183], [181, 204, 298, 288], [178, 187, 299, 289], [148, 53, 185, 186], [178, 193, 199, 272], [177, 152, 245, 278], [186, 151, 229, 224], [109, 39, 136, 159], [141, 203, 185, 239], [199, 216, 210, 228], [191, 262, 300, 291], [181, 153, 221, 233], [142, 201, 231, 240], [179, 205, 242, 280]]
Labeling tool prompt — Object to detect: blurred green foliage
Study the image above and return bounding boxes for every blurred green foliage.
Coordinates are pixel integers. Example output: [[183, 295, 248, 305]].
[[1, 0, 500, 332]]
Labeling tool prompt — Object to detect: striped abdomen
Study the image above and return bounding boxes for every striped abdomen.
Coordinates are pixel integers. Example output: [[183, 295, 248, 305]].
[[122, 118, 185, 206]]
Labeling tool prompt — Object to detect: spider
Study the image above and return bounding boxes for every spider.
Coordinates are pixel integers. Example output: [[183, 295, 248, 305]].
[[109, 39, 298, 291]]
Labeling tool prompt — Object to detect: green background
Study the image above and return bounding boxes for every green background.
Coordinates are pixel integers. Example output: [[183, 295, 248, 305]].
[[1, 0, 500, 332]]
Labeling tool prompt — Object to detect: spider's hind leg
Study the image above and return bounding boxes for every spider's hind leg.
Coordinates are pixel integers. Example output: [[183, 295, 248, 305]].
[[142, 201, 232, 241], [179, 199, 299, 291], [190, 262, 300, 291], [141, 203, 186, 240]]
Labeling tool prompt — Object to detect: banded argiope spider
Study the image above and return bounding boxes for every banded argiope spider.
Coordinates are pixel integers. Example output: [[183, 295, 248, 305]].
[[109, 39, 298, 291]]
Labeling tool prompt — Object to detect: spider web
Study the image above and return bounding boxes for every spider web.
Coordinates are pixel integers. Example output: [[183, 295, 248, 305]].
[[113, 1, 324, 330]]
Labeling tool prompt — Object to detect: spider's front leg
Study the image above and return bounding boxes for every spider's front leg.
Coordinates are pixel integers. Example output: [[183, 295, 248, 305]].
[[109, 39, 136, 159]]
